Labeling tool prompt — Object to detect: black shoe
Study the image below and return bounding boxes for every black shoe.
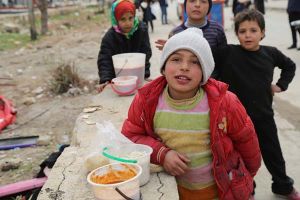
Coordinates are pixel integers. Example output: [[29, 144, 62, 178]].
[[288, 44, 297, 49], [298, 48, 300, 51]]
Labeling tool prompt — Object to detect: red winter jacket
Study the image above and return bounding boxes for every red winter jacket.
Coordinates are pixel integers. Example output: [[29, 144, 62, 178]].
[[122, 76, 261, 200], [0, 96, 17, 132]]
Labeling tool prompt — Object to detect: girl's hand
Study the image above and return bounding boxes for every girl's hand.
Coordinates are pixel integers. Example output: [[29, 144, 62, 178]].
[[163, 150, 190, 176], [96, 81, 109, 93], [271, 84, 282, 96], [155, 39, 167, 51]]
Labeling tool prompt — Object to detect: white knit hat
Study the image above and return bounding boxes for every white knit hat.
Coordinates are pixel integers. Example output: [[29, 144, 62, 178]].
[[160, 28, 215, 85]]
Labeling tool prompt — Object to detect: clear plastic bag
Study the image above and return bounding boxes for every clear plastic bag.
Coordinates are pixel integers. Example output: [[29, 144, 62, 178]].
[[84, 121, 132, 173], [96, 121, 133, 149]]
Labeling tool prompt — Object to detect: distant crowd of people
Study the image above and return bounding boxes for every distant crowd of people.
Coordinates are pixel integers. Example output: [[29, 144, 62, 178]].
[[96, 0, 299, 199]]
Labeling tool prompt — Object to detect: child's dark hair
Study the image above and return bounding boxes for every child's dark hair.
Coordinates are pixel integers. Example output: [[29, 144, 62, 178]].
[[234, 9, 265, 35]]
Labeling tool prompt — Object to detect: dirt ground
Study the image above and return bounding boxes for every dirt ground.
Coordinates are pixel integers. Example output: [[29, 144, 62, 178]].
[[0, 7, 110, 187]]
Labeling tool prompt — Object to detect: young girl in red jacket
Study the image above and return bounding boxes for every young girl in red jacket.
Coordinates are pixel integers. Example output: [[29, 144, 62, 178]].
[[122, 28, 261, 200]]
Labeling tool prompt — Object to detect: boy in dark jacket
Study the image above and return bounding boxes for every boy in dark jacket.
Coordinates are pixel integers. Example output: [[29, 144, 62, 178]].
[[213, 9, 299, 200], [97, 0, 152, 92]]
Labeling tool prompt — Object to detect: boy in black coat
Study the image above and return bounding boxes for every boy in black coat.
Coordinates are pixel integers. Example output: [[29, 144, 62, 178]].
[[213, 9, 299, 199]]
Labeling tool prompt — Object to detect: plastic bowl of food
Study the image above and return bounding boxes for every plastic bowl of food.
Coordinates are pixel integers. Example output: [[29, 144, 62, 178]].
[[102, 144, 153, 186], [111, 76, 138, 96], [87, 163, 142, 200]]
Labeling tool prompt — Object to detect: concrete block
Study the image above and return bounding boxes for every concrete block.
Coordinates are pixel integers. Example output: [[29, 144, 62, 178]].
[[38, 87, 179, 200]]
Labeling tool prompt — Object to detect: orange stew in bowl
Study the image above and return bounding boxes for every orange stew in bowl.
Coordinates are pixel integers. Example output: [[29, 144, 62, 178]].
[[91, 164, 137, 184]]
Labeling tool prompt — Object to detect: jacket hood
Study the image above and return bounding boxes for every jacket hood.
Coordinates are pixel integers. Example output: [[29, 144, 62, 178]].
[[204, 78, 228, 100]]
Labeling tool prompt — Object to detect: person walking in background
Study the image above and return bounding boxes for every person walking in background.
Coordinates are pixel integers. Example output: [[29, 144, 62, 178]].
[[140, 0, 156, 32], [155, 0, 227, 50], [287, 0, 300, 50], [213, 9, 299, 200], [224, 0, 229, 7], [232, 0, 251, 16], [254, 0, 264, 14], [159, 0, 168, 24], [97, 0, 152, 92]]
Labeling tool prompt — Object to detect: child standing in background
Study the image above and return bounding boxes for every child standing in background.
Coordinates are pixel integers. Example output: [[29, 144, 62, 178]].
[[155, 0, 227, 50], [213, 9, 299, 199], [122, 28, 261, 200], [97, 0, 152, 92]]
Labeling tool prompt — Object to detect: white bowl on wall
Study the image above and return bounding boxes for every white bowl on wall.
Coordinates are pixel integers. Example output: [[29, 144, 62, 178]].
[[111, 76, 138, 96]]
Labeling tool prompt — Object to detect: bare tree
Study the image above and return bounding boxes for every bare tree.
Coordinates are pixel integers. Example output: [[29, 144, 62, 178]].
[[27, 0, 38, 40], [36, 0, 48, 35]]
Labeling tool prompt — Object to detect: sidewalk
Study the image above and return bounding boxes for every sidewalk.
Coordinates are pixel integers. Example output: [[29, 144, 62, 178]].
[[265, 0, 287, 11]]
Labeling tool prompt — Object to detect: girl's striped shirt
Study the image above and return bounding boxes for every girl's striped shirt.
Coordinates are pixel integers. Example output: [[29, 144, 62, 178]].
[[154, 87, 218, 200]]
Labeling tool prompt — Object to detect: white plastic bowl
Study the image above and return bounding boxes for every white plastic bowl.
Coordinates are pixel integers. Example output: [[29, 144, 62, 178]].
[[87, 163, 142, 200], [111, 76, 138, 96], [102, 144, 153, 186]]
